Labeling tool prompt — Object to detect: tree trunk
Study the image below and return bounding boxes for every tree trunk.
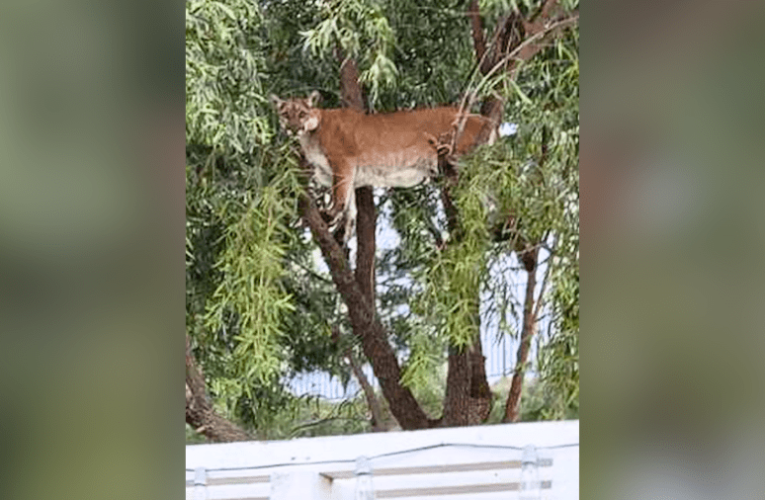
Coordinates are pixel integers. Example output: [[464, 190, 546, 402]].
[[336, 50, 377, 309], [442, 333, 493, 426], [442, 345, 471, 426], [468, 334, 493, 422], [185, 334, 251, 442], [437, 0, 526, 427]]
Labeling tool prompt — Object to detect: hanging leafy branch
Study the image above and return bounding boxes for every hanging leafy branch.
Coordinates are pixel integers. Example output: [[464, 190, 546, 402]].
[[186, 0, 271, 153], [303, 0, 398, 102]]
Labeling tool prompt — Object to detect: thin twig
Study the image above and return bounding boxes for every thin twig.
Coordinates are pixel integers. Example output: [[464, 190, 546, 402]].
[[286, 256, 334, 284]]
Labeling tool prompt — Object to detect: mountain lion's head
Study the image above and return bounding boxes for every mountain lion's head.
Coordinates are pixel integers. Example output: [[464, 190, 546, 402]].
[[270, 91, 322, 136]]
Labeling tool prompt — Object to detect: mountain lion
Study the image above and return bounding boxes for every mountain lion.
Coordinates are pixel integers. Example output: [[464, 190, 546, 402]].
[[271, 91, 496, 240]]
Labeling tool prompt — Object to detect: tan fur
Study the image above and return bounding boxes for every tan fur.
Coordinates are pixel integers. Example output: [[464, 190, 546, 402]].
[[271, 91, 496, 239]]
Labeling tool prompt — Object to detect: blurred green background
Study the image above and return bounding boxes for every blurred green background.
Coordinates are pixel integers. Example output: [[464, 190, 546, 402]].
[[0, 0, 184, 499], [584, 0, 765, 498]]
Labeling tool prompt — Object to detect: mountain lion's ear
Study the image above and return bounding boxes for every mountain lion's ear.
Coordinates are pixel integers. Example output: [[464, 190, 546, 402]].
[[269, 94, 283, 108], [307, 90, 321, 107]]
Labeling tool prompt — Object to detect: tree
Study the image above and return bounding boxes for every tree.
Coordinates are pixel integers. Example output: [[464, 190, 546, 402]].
[[185, 0, 578, 440]]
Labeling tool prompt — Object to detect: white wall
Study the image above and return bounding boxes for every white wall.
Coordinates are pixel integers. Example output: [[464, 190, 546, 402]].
[[186, 420, 579, 500]]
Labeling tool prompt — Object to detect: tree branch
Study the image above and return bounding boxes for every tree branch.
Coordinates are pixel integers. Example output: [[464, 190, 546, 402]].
[[503, 246, 539, 422], [286, 255, 334, 285], [532, 233, 553, 321], [500, 120, 554, 422], [473, 2, 578, 129], [480, 14, 579, 95], [355, 187, 377, 301], [299, 191, 432, 429], [332, 325, 389, 432], [336, 53, 376, 305], [333, 50, 418, 428], [336, 52, 365, 110], [468, 0, 486, 63]]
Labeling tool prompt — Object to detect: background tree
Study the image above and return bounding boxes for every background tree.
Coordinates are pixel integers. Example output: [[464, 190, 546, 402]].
[[186, 0, 578, 441]]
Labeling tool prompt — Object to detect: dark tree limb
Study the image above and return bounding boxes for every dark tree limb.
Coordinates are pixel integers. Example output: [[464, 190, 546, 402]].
[[468, 0, 486, 63], [328, 50, 419, 428], [333, 49, 378, 316], [470, 0, 578, 134], [336, 53, 376, 306], [185, 334, 252, 442], [355, 187, 377, 302], [502, 125, 551, 422], [436, 141, 478, 426], [467, 334, 493, 421], [439, 160, 461, 238], [441, 324, 493, 426], [336, 53, 365, 111]]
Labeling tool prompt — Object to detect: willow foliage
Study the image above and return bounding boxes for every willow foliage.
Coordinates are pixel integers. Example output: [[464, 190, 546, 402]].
[[186, 0, 304, 418]]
